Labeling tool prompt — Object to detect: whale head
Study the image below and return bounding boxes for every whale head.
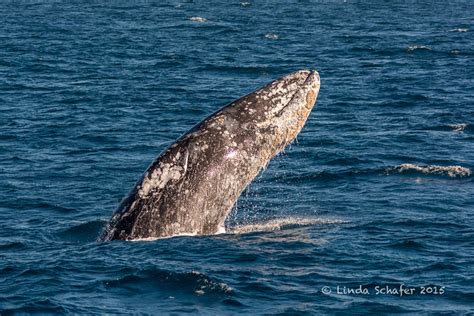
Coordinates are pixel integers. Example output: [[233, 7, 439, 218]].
[[219, 69, 320, 163]]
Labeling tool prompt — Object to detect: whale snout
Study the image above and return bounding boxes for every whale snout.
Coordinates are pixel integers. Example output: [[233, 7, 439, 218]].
[[248, 69, 319, 121], [305, 70, 320, 90], [297, 70, 320, 110], [293, 69, 320, 96], [254, 69, 320, 123], [303, 70, 320, 110], [287, 69, 320, 88]]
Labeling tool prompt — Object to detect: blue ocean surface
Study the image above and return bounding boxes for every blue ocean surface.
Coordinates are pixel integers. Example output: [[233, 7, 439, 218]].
[[1, 1, 473, 314]]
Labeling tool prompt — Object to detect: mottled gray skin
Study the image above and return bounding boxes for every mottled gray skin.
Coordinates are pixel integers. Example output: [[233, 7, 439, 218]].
[[100, 70, 320, 241]]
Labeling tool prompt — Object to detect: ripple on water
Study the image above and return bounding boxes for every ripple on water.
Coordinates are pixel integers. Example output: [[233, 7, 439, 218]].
[[388, 239, 427, 251], [58, 220, 106, 243], [103, 269, 234, 298]]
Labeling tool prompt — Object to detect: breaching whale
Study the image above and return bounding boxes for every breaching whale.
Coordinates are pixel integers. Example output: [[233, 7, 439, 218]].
[[100, 70, 320, 241]]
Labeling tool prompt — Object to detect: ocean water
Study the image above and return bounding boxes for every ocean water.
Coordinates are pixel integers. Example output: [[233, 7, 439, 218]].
[[1, 1, 473, 314]]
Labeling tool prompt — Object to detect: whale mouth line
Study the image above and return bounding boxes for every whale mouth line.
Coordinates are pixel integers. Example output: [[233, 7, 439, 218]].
[[279, 70, 319, 114], [263, 70, 319, 122], [276, 76, 310, 116]]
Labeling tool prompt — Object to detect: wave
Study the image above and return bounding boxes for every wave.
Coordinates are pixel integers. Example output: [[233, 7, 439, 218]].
[[59, 220, 106, 243], [406, 45, 431, 52], [448, 28, 469, 32], [388, 164, 471, 178], [249, 161, 472, 184], [189, 17, 208, 22], [388, 239, 426, 251], [104, 269, 233, 296], [264, 33, 279, 40], [228, 217, 348, 234], [0, 241, 26, 250], [448, 123, 468, 132], [422, 123, 471, 133], [195, 63, 282, 76]]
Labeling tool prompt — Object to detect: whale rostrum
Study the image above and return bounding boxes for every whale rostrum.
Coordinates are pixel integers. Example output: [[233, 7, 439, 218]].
[[100, 70, 320, 241]]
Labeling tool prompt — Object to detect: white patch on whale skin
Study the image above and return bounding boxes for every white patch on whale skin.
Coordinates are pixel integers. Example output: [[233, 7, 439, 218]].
[[256, 71, 312, 119], [138, 163, 183, 197], [216, 225, 226, 234], [225, 148, 238, 159]]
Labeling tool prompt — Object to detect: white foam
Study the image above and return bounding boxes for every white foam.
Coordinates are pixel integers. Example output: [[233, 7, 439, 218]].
[[191, 270, 233, 295], [448, 123, 467, 132], [264, 33, 279, 40], [391, 164, 471, 178], [190, 17, 208, 22], [449, 28, 469, 32], [407, 45, 431, 52], [132, 232, 197, 242], [228, 217, 348, 234]]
